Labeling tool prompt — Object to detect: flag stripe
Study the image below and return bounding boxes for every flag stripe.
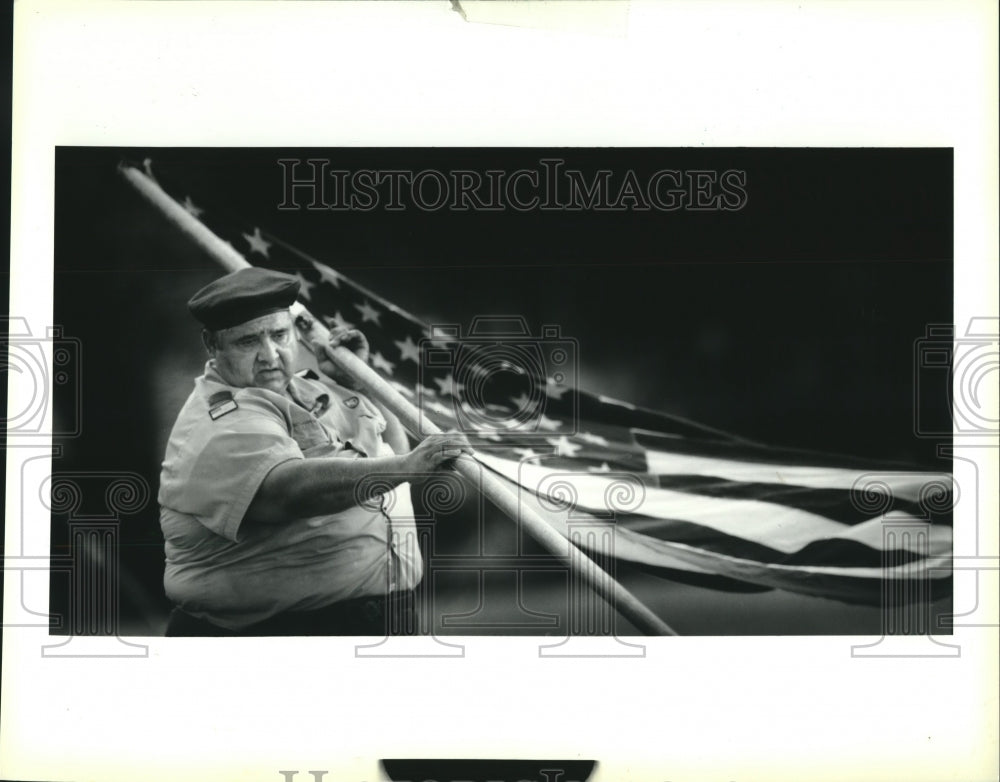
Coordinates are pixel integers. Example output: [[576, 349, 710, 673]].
[[484, 465, 951, 605], [474, 453, 952, 555], [653, 474, 951, 527], [633, 428, 931, 470], [616, 516, 951, 567], [645, 448, 950, 503], [617, 516, 935, 567]]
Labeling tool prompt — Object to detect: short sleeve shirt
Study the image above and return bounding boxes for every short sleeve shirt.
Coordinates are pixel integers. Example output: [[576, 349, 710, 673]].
[[158, 362, 422, 630]]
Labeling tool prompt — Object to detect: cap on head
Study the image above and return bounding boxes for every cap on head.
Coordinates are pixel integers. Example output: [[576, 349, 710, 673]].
[[187, 267, 301, 331]]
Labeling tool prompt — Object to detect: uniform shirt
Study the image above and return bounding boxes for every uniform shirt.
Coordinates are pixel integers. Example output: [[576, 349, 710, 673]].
[[158, 361, 422, 630]]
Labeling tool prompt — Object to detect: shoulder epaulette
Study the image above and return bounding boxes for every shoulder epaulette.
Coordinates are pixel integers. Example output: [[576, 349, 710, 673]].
[[208, 390, 239, 420]]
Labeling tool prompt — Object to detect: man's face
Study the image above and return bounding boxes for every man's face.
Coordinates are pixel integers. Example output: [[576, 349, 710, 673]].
[[207, 310, 297, 393]]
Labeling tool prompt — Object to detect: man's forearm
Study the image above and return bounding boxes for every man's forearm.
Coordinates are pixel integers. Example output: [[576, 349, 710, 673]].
[[245, 454, 411, 524]]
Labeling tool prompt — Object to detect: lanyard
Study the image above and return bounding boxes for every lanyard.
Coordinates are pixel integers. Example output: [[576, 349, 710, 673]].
[[379, 493, 403, 594]]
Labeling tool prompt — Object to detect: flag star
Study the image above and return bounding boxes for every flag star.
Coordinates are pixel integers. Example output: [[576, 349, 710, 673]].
[[513, 447, 540, 461], [544, 377, 571, 399], [390, 381, 414, 398], [182, 196, 204, 218], [416, 384, 437, 399], [314, 263, 342, 288], [242, 227, 272, 257], [433, 373, 465, 398], [328, 311, 354, 329], [599, 394, 636, 411], [498, 359, 527, 376], [371, 352, 395, 374], [579, 431, 609, 447], [429, 325, 460, 340], [458, 399, 483, 416], [546, 436, 582, 458], [293, 272, 317, 301], [538, 414, 561, 432], [355, 300, 381, 325], [394, 335, 421, 364], [510, 392, 538, 412], [588, 462, 612, 473]]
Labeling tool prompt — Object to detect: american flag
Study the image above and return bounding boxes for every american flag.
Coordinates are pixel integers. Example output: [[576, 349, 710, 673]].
[[135, 159, 953, 610]]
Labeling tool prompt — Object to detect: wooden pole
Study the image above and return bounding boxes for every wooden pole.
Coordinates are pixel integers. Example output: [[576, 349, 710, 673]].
[[120, 163, 677, 636]]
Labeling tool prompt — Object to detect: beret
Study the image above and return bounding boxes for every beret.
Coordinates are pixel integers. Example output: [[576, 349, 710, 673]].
[[187, 267, 301, 330]]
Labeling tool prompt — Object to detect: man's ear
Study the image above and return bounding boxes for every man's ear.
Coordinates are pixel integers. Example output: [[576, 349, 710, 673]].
[[201, 329, 217, 356]]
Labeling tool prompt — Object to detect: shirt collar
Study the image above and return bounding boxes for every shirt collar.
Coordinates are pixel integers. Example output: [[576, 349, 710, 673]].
[[201, 361, 329, 414]]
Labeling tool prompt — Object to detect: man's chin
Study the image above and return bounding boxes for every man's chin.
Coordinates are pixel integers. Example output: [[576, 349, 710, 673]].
[[254, 372, 290, 392]]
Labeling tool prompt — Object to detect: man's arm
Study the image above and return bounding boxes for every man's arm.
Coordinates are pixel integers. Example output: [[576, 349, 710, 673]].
[[243, 431, 468, 525]]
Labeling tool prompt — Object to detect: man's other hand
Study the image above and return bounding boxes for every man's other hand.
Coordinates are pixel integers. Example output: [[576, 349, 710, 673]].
[[317, 326, 371, 386]]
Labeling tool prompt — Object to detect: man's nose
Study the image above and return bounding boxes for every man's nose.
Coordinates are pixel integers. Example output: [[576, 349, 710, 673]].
[[257, 338, 280, 364]]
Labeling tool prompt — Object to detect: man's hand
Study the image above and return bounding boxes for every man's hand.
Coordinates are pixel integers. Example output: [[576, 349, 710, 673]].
[[316, 326, 370, 388], [402, 431, 472, 474]]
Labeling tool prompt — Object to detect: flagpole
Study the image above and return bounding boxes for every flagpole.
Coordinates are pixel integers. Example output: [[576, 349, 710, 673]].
[[120, 163, 677, 637]]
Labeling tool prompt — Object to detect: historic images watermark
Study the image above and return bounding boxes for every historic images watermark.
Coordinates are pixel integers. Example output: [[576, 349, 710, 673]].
[[277, 158, 749, 213], [2, 316, 149, 657], [347, 455, 651, 658], [851, 316, 999, 658], [417, 317, 579, 439], [2, 317, 81, 440]]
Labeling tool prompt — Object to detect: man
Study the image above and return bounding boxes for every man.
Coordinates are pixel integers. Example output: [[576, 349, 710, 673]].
[[158, 267, 468, 636]]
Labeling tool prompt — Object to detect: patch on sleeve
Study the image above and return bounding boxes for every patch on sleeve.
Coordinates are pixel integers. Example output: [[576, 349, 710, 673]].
[[208, 390, 239, 420], [343, 395, 360, 409]]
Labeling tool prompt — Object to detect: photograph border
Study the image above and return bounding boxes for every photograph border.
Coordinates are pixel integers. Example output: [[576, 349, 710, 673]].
[[4, 3, 998, 782]]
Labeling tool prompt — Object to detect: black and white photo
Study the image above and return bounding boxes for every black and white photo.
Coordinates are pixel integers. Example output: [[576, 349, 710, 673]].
[[3, 3, 997, 782], [48, 146, 956, 640]]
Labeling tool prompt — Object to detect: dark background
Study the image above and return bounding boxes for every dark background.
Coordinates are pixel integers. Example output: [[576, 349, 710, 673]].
[[50, 147, 953, 635]]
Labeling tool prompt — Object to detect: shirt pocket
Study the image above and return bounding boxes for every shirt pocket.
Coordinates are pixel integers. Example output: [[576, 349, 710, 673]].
[[350, 414, 386, 458], [290, 417, 333, 454]]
